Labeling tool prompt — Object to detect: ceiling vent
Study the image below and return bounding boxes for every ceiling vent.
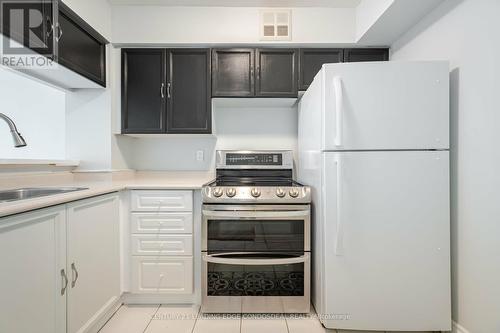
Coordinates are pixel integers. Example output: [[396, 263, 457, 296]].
[[260, 9, 292, 41]]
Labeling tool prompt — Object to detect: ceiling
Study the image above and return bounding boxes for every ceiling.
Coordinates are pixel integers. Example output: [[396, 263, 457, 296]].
[[108, 0, 362, 7]]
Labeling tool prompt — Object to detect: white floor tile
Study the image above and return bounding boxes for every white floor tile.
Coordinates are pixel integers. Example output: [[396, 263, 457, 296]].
[[144, 305, 200, 333], [286, 312, 328, 333], [241, 314, 288, 333], [98, 304, 160, 333], [193, 313, 241, 333]]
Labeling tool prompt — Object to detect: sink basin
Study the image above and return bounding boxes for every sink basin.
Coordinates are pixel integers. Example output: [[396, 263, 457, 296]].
[[0, 187, 89, 203]]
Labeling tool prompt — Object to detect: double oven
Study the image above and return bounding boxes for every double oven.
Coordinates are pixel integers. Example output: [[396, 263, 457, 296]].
[[201, 151, 311, 313]]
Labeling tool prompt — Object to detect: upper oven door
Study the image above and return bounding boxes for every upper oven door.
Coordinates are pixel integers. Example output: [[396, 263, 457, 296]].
[[202, 205, 310, 253]]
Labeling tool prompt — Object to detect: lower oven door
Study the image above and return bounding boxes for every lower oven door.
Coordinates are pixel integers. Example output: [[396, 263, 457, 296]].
[[202, 252, 310, 313]]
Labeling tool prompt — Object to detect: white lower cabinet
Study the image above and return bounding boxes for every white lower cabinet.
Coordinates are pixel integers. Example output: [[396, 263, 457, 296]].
[[0, 192, 120, 333], [131, 256, 193, 294], [0, 207, 66, 333], [67, 194, 121, 333], [129, 190, 194, 299]]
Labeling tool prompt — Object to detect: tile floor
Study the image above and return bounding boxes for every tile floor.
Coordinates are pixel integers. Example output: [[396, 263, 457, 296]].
[[98, 304, 435, 333]]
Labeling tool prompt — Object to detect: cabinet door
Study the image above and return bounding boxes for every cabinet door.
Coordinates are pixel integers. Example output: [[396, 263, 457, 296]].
[[299, 49, 343, 90], [0, 0, 57, 58], [122, 49, 166, 133], [212, 48, 254, 97], [0, 207, 66, 333], [343, 48, 389, 62], [256, 48, 298, 97], [57, 2, 108, 87], [167, 49, 211, 133], [67, 194, 120, 333]]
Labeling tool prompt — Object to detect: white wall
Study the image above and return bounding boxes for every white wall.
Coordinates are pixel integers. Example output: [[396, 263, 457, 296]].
[[63, 0, 116, 171], [63, 0, 112, 40], [391, 1, 500, 332], [355, 0, 393, 39], [0, 68, 66, 160], [111, 6, 355, 45], [122, 105, 298, 171]]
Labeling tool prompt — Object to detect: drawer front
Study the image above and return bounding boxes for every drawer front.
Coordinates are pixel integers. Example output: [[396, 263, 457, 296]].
[[131, 256, 193, 294], [131, 234, 193, 256], [131, 212, 193, 234], [131, 190, 193, 212]]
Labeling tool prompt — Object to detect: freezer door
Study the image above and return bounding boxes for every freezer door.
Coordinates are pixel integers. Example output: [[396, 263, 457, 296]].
[[322, 61, 449, 150], [322, 151, 451, 331]]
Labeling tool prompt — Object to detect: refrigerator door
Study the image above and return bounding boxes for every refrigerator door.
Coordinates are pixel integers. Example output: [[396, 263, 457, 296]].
[[322, 151, 451, 331], [322, 61, 449, 151]]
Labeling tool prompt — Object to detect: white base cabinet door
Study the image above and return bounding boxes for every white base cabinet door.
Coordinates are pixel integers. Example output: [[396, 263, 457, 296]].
[[67, 194, 121, 333], [131, 256, 193, 294], [0, 207, 66, 333]]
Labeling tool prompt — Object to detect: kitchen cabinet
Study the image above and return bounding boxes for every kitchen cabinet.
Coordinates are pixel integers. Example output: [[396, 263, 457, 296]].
[[66, 194, 120, 333], [122, 49, 166, 133], [0, 0, 57, 58], [299, 49, 343, 90], [1, 0, 108, 88], [212, 48, 255, 97], [256, 48, 298, 97], [167, 49, 211, 134], [0, 207, 66, 333], [343, 48, 389, 62], [57, 1, 108, 87], [129, 190, 194, 296], [122, 49, 211, 134], [211, 48, 298, 97], [0, 193, 120, 333]]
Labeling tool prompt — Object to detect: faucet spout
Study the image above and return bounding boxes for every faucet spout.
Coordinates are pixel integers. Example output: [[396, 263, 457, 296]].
[[0, 113, 27, 148]]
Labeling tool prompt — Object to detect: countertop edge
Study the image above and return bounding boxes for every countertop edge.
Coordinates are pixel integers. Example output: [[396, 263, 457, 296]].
[[0, 184, 205, 219]]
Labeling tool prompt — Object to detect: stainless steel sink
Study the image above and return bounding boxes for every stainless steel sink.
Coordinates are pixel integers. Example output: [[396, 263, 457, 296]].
[[0, 187, 89, 203]]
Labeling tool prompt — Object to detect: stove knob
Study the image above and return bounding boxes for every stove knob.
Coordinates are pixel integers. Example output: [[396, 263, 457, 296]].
[[289, 189, 300, 198], [213, 188, 224, 198], [226, 188, 237, 198], [276, 188, 286, 198], [251, 188, 261, 198]]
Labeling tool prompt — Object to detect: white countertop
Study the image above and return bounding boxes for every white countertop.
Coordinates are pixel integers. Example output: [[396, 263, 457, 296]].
[[0, 171, 214, 218]]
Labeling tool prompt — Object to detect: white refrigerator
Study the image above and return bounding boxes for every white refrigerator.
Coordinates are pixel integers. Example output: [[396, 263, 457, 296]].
[[298, 61, 451, 332]]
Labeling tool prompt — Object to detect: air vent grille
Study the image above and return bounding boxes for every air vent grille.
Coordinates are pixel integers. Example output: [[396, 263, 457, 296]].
[[260, 9, 291, 41]]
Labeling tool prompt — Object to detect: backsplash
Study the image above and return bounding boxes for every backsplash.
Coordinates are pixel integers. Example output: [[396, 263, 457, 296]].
[[119, 105, 298, 171]]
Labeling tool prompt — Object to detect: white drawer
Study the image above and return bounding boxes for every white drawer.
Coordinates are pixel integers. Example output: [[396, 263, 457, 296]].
[[131, 212, 193, 234], [131, 190, 193, 212], [131, 234, 193, 256], [131, 256, 193, 294]]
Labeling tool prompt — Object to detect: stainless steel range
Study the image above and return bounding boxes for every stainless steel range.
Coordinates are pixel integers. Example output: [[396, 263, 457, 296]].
[[201, 150, 311, 314]]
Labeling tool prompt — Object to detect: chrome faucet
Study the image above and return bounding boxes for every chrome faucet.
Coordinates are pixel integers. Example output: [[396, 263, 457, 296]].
[[0, 113, 27, 148]]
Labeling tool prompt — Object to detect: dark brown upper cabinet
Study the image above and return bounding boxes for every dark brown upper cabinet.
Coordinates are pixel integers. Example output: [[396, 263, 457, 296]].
[[58, 1, 108, 87], [122, 48, 212, 134], [167, 49, 211, 134], [344, 48, 389, 63], [122, 49, 166, 134], [255, 48, 298, 97], [212, 48, 255, 97], [0, 0, 57, 58], [299, 49, 343, 90]]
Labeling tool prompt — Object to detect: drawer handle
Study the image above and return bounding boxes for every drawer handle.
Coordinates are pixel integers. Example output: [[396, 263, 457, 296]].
[[71, 263, 79, 288]]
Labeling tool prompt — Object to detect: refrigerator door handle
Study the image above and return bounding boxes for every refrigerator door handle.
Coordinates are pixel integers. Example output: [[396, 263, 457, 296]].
[[333, 76, 344, 147], [335, 155, 344, 256]]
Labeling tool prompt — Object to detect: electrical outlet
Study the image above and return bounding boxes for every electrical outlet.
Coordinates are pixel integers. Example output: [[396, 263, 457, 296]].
[[196, 150, 204, 162]]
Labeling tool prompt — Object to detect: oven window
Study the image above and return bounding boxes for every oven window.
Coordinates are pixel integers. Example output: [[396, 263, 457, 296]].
[[207, 220, 304, 253], [207, 254, 304, 297]]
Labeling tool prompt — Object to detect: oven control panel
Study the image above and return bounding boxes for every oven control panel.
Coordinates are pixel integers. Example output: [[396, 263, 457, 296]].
[[216, 150, 293, 169]]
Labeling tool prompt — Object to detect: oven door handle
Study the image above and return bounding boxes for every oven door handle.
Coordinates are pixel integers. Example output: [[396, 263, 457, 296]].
[[202, 253, 310, 266], [202, 209, 310, 220]]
